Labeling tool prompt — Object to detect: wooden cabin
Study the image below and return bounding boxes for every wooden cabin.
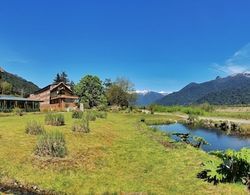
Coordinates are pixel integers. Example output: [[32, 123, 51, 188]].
[[29, 82, 79, 111]]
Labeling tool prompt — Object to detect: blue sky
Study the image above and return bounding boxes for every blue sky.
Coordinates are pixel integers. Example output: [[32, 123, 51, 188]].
[[1, 0, 250, 92]]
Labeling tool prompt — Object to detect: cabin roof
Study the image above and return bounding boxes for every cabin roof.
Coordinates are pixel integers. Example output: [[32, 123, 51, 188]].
[[0, 95, 42, 102], [33, 82, 72, 94], [50, 82, 72, 92]]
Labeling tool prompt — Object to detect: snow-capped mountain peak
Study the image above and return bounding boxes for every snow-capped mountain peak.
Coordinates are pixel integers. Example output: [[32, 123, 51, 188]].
[[135, 90, 150, 95]]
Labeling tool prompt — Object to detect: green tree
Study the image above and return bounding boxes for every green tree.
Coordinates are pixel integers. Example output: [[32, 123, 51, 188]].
[[103, 78, 112, 89], [74, 75, 106, 108], [60, 72, 69, 84], [53, 73, 61, 84], [53, 72, 70, 84], [106, 85, 128, 107], [106, 78, 137, 107], [0, 81, 12, 95], [115, 77, 134, 92]]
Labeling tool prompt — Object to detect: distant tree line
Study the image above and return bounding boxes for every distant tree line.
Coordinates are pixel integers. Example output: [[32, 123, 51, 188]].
[[53, 72, 137, 109], [74, 75, 137, 109]]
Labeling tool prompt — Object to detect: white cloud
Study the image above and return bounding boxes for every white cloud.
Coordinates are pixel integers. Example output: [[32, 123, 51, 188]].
[[213, 64, 248, 75], [213, 43, 250, 75]]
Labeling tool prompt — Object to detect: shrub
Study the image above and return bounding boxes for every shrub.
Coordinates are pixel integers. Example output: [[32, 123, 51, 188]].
[[72, 110, 83, 119], [94, 111, 107, 119], [97, 104, 108, 111], [35, 131, 67, 158], [72, 116, 90, 133], [148, 104, 155, 114], [187, 114, 199, 125], [25, 121, 45, 135], [86, 111, 96, 121], [45, 113, 65, 126], [13, 107, 23, 116]]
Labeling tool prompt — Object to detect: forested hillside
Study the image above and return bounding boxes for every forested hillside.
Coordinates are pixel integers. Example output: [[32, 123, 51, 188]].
[[157, 73, 250, 105], [0, 67, 39, 96]]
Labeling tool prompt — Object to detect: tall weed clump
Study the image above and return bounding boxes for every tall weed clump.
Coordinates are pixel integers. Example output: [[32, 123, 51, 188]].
[[25, 120, 45, 135], [13, 107, 23, 116], [85, 111, 96, 121], [35, 131, 67, 158], [45, 113, 65, 126], [72, 115, 90, 133]]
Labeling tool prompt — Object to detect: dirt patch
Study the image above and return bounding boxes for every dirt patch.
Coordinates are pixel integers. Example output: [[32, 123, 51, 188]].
[[0, 180, 62, 195]]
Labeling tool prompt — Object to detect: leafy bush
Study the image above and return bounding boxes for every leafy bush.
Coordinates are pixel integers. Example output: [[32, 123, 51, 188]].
[[171, 133, 209, 149], [25, 121, 45, 135], [72, 110, 83, 119], [198, 148, 250, 187], [198, 160, 224, 184], [97, 103, 108, 111], [35, 131, 67, 158], [72, 116, 90, 133], [193, 136, 209, 148], [45, 113, 65, 126]]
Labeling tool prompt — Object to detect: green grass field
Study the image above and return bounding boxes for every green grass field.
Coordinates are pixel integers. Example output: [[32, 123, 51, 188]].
[[0, 112, 248, 194]]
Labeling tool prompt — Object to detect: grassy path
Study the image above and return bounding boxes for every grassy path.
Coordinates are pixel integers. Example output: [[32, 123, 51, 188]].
[[0, 113, 248, 194], [199, 116, 250, 124]]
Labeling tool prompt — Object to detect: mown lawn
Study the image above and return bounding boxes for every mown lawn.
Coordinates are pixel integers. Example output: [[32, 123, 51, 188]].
[[0, 112, 247, 194]]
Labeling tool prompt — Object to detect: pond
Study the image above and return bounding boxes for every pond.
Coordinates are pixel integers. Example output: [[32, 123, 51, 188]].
[[154, 123, 250, 152]]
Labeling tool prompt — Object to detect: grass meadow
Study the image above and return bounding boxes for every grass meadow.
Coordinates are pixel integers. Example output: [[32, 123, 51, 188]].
[[0, 112, 247, 194]]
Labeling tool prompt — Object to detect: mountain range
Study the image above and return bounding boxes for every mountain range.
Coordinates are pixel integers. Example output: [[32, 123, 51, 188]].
[[156, 73, 250, 105], [1, 66, 250, 106], [135, 91, 166, 106], [0, 67, 40, 97]]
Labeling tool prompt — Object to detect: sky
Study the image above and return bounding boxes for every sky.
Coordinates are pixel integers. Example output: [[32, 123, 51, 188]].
[[1, 0, 250, 93]]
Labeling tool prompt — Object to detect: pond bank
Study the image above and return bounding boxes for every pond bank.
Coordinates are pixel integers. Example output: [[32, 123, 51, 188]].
[[153, 123, 250, 151], [186, 116, 250, 136]]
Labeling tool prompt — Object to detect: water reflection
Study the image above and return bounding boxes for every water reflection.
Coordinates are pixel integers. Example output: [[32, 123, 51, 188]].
[[155, 123, 250, 152]]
